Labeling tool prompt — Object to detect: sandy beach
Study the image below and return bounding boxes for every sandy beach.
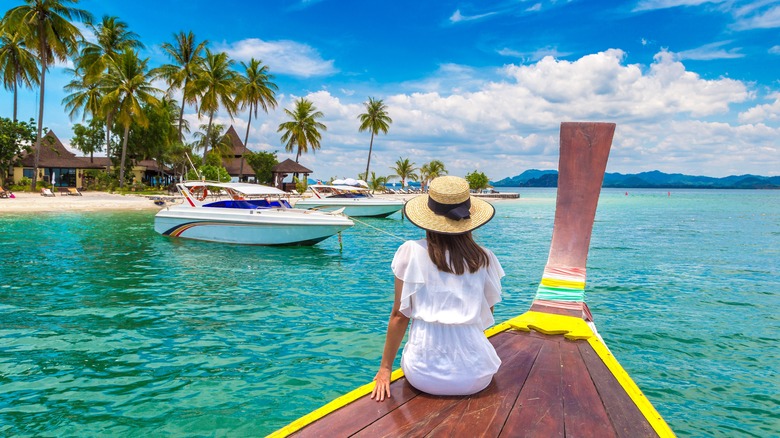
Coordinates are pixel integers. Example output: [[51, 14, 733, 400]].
[[0, 190, 165, 213], [0, 190, 426, 214]]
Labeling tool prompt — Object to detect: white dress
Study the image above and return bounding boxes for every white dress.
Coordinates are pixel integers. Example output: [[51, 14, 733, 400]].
[[391, 239, 505, 396]]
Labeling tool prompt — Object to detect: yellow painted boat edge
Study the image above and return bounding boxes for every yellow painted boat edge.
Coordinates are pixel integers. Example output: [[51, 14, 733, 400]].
[[266, 311, 674, 437], [587, 336, 675, 437], [266, 368, 406, 437]]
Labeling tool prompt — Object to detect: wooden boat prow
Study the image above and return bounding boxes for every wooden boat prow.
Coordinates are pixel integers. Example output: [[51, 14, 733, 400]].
[[269, 123, 674, 437]]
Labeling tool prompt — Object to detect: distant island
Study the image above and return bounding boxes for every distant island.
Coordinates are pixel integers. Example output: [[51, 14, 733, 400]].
[[492, 170, 780, 189]]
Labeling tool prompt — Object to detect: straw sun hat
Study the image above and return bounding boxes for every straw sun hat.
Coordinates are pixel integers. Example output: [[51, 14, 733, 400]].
[[404, 176, 495, 235]]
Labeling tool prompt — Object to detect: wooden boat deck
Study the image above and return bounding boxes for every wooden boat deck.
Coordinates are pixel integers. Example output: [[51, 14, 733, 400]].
[[271, 123, 672, 438], [288, 328, 659, 437]]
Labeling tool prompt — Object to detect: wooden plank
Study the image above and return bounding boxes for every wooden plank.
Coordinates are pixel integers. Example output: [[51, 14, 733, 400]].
[[428, 331, 546, 437], [500, 337, 565, 437], [351, 331, 528, 437], [291, 381, 420, 437], [560, 339, 617, 437], [353, 392, 466, 437], [577, 342, 658, 437]]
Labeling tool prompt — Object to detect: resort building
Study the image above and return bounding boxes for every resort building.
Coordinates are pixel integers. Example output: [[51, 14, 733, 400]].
[[12, 131, 174, 188], [272, 159, 312, 192], [221, 125, 256, 182]]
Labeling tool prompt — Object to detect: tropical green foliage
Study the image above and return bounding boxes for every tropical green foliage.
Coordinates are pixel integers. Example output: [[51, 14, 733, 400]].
[[389, 157, 418, 188], [357, 97, 392, 179], [153, 31, 208, 142], [2, 0, 92, 190], [236, 58, 277, 180], [193, 49, 237, 163], [465, 170, 489, 190], [0, 117, 35, 185], [419, 159, 448, 191], [278, 98, 326, 162], [367, 171, 388, 193], [193, 123, 232, 161], [244, 150, 278, 184], [293, 176, 307, 194], [101, 49, 160, 187], [70, 118, 104, 161], [200, 164, 230, 182], [0, 24, 39, 121]]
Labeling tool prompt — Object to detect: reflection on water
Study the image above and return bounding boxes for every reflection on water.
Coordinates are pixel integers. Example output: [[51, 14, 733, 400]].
[[1, 189, 778, 436]]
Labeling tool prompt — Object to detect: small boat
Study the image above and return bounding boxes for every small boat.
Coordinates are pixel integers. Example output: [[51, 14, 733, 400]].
[[294, 184, 404, 218], [154, 181, 353, 245], [269, 123, 674, 437]]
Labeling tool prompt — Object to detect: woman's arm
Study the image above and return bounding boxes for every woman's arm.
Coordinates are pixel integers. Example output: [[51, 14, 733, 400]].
[[370, 276, 410, 402]]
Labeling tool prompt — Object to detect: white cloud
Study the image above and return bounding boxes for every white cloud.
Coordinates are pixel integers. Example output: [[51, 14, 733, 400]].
[[738, 93, 780, 123], [215, 38, 337, 78], [449, 9, 499, 23], [634, 0, 728, 12], [731, 3, 780, 30], [674, 41, 744, 60], [278, 48, 771, 179]]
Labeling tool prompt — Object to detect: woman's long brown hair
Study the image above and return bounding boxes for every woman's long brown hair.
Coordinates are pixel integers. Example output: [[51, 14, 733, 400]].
[[426, 230, 490, 275]]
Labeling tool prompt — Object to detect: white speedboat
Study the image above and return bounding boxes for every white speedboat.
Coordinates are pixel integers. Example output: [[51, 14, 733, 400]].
[[154, 181, 353, 245], [294, 184, 404, 218]]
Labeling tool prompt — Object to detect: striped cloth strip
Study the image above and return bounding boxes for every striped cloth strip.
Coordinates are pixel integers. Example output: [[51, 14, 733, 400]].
[[534, 266, 587, 302]]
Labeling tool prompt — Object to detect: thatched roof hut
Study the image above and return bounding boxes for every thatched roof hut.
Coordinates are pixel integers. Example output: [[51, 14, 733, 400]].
[[272, 158, 312, 191], [221, 125, 256, 180]]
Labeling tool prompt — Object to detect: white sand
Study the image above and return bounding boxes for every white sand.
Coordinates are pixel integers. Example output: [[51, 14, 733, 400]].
[[0, 190, 424, 214], [0, 190, 166, 214], [0, 189, 520, 214]]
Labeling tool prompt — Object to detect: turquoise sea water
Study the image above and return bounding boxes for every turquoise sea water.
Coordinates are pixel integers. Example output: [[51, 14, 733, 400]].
[[1, 188, 778, 437]]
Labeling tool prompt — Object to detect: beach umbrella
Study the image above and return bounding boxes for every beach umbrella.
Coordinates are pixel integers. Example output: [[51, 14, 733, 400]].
[[344, 178, 358, 186], [52, 172, 56, 187], [332, 179, 346, 185], [356, 180, 369, 188]]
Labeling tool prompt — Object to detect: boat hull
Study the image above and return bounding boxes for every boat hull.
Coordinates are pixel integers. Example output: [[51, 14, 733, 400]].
[[154, 206, 353, 245], [294, 198, 403, 218]]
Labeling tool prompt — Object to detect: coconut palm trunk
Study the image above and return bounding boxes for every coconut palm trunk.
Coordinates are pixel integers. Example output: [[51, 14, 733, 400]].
[[120, 124, 130, 186], [364, 131, 375, 181], [31, 25, 47, 191], [13, 71, 20, 122], [203, 112, 214, 164], [239, 110, 253, 180], [177, 78, 188, 142], [104, 112, 114, 172]]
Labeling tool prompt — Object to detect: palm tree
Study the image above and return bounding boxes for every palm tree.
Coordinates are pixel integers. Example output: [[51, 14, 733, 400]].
[[0, 25, 39, 121], [75, 15, 143, 172], [152, 31, 208, 142], [278, 98, 327, 163], [79, 16, 143, 81], [390, 157, 418, 189], [193, 49, 238, 164], [62, 66, 102, 121], [358, 97, 392, 180], [368, 171, 388, 193], [419, 159, 448, 192], [192, 123, 232, 161], [101, 50, 160, 188], [236, 58, 277, 181], [2, 0, 92, 190]]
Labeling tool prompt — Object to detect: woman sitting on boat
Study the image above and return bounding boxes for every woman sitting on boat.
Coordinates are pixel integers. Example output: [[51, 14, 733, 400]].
[[371, 176, 504, 401]]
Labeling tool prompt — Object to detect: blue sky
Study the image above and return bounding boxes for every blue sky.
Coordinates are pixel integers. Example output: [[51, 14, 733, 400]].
[[3, 0, 779, 179]]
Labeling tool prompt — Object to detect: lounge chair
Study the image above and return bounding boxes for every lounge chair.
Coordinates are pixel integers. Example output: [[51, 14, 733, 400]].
[[41, 188, 55, 197], [67, 188, 82, 196], [0, 186, 9, 198]]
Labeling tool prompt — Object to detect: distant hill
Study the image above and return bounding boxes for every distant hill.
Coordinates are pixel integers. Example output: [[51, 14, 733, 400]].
[[492, 169, 780, 189]]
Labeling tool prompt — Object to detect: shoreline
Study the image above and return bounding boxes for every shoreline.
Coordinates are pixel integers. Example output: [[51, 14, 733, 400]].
[[0, 190, 517, 215], [0, 191, 164, 214]]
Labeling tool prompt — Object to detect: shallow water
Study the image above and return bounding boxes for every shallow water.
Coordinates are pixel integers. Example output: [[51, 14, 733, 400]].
[[0, 188, 778, 437]]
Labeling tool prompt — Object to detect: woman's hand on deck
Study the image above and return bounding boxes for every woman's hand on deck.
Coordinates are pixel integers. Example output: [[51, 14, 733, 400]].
[[370, 368, 392, 402]]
